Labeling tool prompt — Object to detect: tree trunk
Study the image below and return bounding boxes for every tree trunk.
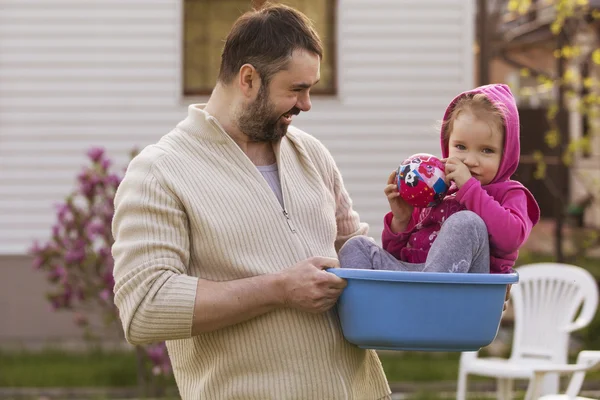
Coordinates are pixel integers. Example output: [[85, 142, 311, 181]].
[[477, 0, 490, 86], [555, 29, 569, 262]]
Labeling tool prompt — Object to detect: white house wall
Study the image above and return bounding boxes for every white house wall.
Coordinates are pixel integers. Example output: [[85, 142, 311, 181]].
[[0, 0, 474, 254]]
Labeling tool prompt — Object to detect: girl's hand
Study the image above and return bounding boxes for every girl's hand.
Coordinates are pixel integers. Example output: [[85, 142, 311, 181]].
[[384, 170, 414, 233], [443, 157, 472, 188]]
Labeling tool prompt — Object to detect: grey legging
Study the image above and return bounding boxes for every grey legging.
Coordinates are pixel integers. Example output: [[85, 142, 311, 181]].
[[339, 210, 490, 273]]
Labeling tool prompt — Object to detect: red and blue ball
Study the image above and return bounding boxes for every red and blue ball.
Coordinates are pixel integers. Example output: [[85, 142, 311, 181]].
[[397, 153, 449, 208]]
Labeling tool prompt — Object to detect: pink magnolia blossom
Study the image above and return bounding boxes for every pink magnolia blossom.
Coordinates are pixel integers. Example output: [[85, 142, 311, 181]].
[[85, 221, 105, 238], [105, 174, 121, 187], [102, 272, 115, 290], [49, 296, 62, 311], [99, 246, 111, 258], [87, 147, 105, 163], [32, 256, 43, 270], [51, 224, 61, 238], [99, 288, 112, 303], [101, 158, 111, 170], [56, 204, 71, 224], [48, 265, 67, 282], [65, 248, 85, 264], [146, 342, 172, 376], [30, 241, 41, 253], [31, 146, 172, 379]]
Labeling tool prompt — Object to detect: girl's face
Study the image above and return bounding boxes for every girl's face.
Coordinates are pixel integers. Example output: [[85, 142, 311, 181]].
[[447, 111, 503, 186]]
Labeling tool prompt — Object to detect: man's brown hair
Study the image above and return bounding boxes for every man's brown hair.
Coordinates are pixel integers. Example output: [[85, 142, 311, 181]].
[[217, 2, 323, 86]]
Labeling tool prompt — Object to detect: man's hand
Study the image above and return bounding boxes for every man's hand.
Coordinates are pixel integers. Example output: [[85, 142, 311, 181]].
[[278, 257, 346, 314], [503, 284, 512, 312]]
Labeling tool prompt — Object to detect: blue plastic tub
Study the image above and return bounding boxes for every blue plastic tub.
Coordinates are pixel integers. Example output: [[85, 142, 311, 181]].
[[328, 268, 518, 352]]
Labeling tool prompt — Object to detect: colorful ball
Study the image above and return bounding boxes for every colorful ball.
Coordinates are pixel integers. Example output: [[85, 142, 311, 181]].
[[397, 153, 449, 208]]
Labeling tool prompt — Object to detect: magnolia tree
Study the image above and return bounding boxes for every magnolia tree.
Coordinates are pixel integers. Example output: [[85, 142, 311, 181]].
[[30, 147, 172, 385]]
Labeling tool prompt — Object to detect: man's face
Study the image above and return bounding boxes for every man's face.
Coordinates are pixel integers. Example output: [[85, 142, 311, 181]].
[[236, 49, 320, 142]]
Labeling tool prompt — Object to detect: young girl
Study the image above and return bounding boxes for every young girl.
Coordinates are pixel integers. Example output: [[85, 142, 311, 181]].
[[340, 84, 540, 274]]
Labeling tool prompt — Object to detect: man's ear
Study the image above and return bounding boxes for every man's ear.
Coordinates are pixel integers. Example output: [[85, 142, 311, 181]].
[[238, 64, 261, 98]]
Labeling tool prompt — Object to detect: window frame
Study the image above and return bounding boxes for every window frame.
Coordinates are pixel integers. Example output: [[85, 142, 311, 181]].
[[181, 0, 338, 97]]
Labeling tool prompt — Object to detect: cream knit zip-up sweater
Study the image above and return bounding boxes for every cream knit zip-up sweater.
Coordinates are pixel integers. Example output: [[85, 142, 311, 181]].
[[112, 105, 391, 399]]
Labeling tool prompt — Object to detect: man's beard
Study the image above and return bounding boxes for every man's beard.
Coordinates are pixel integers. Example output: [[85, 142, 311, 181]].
[[236, 85, 297, 143]]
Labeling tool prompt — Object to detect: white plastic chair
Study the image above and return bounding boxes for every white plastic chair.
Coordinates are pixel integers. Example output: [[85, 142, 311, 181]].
[[525, 350, 600, 400], [457, 263, 599, 400]]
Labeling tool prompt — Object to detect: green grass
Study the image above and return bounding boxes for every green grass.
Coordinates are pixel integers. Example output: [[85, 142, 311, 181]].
[[405, 393, 498, 400], [0, 347, 598, 399], [0, 349, 460, 387], [382, 350, 600, 382], [0, 348, 141, 387], [0, 349, 519, 388], [0, 349, 465, 388], [380, 352, 461, 382]]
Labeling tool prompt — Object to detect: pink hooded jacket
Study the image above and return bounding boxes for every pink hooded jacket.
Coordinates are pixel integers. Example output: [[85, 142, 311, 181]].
[[382, 84, 540, 273]]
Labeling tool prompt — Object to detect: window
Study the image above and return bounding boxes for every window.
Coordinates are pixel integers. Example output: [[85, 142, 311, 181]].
[[183, 0, 337, 96]]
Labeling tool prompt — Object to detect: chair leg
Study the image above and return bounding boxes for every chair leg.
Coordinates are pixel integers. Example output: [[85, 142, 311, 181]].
[[456, 370, 468, 400], [497, 378, 513, 400], [541, 372, 559, 396], [506, 379, 514, 400], [497, 378, 505, 400]]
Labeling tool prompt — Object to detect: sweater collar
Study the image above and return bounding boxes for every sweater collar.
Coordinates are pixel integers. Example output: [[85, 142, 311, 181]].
[[177, 103, 298, 155], [176, 104, 231, 144]]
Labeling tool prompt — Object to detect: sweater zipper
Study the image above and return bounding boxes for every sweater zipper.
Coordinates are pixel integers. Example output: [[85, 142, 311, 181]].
[[278, 171, 348, 397], [282, 209, 296, 233], [259, 136, 348, 396], [210, 117, 298, 237], [283, 209, 349, 396]]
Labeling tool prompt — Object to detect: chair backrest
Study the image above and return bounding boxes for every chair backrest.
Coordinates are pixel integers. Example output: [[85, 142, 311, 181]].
[[510, 263, 599, 364]]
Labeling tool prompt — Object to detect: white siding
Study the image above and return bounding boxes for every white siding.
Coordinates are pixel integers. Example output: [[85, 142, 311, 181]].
[[0, 0, 474, 254]]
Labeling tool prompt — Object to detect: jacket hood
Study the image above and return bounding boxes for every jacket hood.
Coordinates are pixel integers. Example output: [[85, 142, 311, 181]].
[[441, 83, 520, 184]]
